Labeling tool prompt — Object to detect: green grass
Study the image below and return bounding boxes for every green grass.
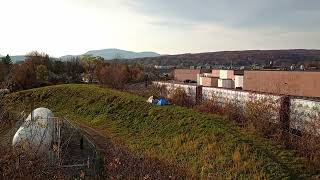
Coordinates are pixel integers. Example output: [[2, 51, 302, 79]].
[[1, 84, 313, 179]]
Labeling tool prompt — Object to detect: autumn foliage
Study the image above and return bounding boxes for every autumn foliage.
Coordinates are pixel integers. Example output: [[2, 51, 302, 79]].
[[0, 51, 85, 91], [96, 62, 144, 88]]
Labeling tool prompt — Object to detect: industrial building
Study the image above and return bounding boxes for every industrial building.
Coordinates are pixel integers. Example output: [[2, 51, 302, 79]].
[[198, 69, 244, 89], [243, 70, 320, 98], [173, 68, 320, 98], [173, 69, 210, 82]]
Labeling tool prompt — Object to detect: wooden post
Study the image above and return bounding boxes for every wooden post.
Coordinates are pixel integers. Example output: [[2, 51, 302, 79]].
[[196, 85, 203, 105], [279, 96, 291, 146]]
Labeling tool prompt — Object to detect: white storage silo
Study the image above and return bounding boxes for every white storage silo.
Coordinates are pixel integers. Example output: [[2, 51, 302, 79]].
[[12, 107, 54, 153]]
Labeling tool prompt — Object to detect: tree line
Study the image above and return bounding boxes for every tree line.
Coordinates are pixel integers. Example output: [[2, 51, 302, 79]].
[[0, 51, 147, 91]]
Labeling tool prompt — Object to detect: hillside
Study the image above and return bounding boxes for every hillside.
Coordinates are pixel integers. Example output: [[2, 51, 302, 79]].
[[0, 84, 314, 178], [60, 48, 160, 60], [127, 49, 320, 67]]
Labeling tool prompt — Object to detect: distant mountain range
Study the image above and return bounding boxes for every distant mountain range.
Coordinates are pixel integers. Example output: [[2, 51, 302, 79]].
[[1, 49, 161, 62], [60, 48, 161, 60]]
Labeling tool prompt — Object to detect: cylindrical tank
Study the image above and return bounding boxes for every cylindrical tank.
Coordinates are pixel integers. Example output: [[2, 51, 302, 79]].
[[12, 107, 54, 152]]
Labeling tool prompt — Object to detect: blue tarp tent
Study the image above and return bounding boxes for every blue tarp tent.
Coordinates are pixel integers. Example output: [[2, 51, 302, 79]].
[[157, 98, 168, 106]]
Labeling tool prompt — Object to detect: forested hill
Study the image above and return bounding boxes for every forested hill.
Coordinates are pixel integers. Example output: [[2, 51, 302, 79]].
[[126, 49, 320, 67]]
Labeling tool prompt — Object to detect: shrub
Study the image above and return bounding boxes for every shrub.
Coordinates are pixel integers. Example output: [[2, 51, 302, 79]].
[[196, 99, 221, 114], [289, 109, 320, 171], [223, 100, 244, 125], [243, 97, 280, 137], [168, 87, 193, 107], [196, 94, 244, 125], [147, 84, 168, 98]]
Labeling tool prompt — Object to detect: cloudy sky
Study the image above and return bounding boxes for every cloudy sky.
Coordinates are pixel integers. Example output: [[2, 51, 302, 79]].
[[0, 0, 320, 57]]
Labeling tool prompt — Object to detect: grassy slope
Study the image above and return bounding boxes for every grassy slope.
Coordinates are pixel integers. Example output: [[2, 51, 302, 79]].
[[1, 84, 312, 179]]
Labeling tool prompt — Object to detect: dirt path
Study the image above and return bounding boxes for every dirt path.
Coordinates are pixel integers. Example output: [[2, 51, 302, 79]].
[[72, 121, 189, 179]]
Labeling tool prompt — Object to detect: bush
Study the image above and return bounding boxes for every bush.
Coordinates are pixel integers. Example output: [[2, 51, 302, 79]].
[[0, 145, 58, 178], [289, 110, 320, 171], [147, 84, 168, 98], [196, 94, 244, 125], [168, 87, 193, 107], [244, 97, 280, 137]]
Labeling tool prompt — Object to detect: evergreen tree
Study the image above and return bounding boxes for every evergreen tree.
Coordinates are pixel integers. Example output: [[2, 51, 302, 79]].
[[1, 54, 12, 81], [1, 54, 12, 66]]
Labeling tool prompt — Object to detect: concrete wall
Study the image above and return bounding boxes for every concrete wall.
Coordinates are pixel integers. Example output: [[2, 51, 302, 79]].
[[290, 98, 320, 133], [153, 81, 320, 132], [244, 71, 320, 98]]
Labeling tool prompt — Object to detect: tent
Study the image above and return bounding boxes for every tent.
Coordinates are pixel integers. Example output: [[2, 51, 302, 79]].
[[157, 98, 168, 106]]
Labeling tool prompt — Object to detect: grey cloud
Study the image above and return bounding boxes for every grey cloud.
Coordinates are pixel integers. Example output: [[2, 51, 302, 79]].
[[126, 0, 320, 30], [148, 20, 195, 29]]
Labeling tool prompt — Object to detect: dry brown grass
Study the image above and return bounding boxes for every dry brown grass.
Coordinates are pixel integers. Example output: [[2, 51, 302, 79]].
[[167, 87, 194, 107], [243, 96, 281, 138], [147, 84, 168, 99], [0, 145, 57, 179], [288, 110, 320, 172], [196, 94, 320, 174], [195, 94, 244, 125], [197, 94, 281, 137]]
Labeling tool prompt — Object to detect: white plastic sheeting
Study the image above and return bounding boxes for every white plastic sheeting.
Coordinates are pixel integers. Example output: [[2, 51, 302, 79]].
[[12, 108, 54, 152], [147, 96, 154, 103]]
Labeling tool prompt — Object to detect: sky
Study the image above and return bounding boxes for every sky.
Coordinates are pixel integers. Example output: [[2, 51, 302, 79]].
[[0, 0, 320, 57]]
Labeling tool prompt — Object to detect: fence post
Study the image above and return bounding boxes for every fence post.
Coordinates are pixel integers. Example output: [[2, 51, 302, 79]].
[[196, 85, 203, 105], [279, 96, 291, 146]]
